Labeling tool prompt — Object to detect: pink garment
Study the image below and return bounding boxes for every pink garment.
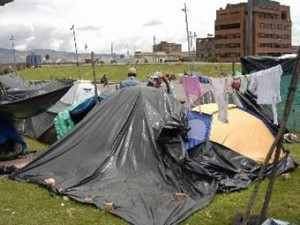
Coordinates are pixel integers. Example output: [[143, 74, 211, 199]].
[[182, 75, 202, 110]]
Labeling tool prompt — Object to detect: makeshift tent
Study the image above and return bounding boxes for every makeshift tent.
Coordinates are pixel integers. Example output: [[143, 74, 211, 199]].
[[240, 55, 300, 131], [11, 87, 218, 225], [24, 80, 99, 144], [193, 104, 283, 164], [0, 74, 74, 119], [10, 87, 297, 224], [0, 74, 73, 160], [0, 116, 26, 160], [188, 103, 297, 192]]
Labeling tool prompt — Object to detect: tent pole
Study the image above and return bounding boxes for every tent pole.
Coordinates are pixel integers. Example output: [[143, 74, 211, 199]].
[[241, 46, 300, 225], [91, 51, 99, 104], [257, 141, 282, 224]]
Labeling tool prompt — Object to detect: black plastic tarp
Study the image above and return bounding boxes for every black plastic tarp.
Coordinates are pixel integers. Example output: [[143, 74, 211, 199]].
[[10, 87, 218, 225], [9, 87, 298, 224], [0, 74, 74, 119], [240, 55, 296, 75]]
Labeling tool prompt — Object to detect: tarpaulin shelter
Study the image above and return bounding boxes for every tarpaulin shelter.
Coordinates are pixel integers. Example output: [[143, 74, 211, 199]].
[[24, 80, 98, 144], [11, 87, 219, 225], [10, 87, 297, 224], [0, 115, 26, 160], [192, 104, 283, 164], [0, 74, 74, 119], [188, 103, 297, 192], [0, 74, 73, 159], [240, 55, 300, 131]]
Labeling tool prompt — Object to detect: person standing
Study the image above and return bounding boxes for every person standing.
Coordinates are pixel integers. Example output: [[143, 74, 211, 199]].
[[120, 67, 142, 88], [149, 71, 175, 97]]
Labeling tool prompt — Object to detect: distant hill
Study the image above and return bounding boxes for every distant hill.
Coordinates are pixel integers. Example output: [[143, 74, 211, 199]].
[[0, 48, 130, 64]]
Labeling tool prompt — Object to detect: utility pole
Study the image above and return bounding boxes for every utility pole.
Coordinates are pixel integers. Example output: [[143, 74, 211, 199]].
[[9, 35, 16, 72], [182, 3, 192, 72], [70, 24, 81, 79], [189, 31, 197, 71], [153, 36, 156, 64]]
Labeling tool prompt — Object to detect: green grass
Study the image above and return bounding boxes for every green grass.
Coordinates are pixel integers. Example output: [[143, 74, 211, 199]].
[[1, 65, 299, 225], [1, 137, 299, 225], [18, 63, 240, 81]]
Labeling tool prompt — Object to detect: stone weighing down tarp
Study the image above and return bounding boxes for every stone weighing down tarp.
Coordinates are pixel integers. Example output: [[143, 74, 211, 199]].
[[11, 87, 218, 225]]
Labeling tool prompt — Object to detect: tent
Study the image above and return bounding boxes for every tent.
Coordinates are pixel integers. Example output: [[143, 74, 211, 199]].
[[240, 55, 300, 131], [24, 80, 99, 144], [0, 74, 73, 160], [192, 104, 283, 164], [10, 87, 218, 225], [188, 103, 297, 192], [10, 87, 297, 224], [0, 76, 73, 119], [0, 116, 26, 160]]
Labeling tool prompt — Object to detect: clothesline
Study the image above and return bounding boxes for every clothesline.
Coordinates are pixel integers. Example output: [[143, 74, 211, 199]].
[[182, 64, 283, 125]]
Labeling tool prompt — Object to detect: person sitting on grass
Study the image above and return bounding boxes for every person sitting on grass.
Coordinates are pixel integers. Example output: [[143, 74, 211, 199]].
[[100, 74, 108, 87]]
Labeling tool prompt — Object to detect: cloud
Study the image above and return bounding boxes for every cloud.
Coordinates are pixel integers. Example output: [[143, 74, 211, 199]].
[[77, 25, 102, 32], [0, 0, 299, 54], [143, 19, 163, 27]]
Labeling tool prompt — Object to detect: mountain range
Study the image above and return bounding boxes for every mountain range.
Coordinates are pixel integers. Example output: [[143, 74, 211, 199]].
[[0, 48, 130, 64]]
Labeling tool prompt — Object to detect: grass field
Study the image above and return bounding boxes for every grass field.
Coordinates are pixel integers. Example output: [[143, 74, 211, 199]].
[[18, 62, 240, 81], [0, 64, 299, 225]]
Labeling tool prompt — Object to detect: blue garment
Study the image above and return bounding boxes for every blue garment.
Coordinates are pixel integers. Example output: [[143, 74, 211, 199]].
[[120, 76, 142, 88], [0, 116, 27, 151], [184, 111, 212, 151], [198, 75, 210, 84]]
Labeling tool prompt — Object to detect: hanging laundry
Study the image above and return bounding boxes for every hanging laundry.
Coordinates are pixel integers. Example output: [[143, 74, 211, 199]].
[[182, 75, 202, 110], [256, 65, 282, 105], [209, 77, 233, 123], [239, 75, 249, 93], [255, 65, 283, 125]]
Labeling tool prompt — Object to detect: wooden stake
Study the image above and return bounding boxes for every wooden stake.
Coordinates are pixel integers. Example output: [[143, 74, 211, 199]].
[[91, 51, 99, 104]]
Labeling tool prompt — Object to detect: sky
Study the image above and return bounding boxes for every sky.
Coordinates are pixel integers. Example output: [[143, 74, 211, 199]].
[[0, 0, 299, 55]]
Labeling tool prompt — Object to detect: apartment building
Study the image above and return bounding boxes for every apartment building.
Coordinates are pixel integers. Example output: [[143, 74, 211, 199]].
[[196, 36, 215, 61], [153, 41, 182, 54], [213, 0, 292, 62]]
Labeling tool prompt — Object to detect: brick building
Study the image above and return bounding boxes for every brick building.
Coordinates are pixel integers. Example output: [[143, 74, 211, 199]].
[[153, 41, 182, 54], [196, 36, 215, 61], [203, 0, 292, 62]]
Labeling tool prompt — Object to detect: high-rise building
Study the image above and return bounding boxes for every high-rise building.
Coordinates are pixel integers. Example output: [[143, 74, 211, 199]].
[[213, 0, 292, 62]]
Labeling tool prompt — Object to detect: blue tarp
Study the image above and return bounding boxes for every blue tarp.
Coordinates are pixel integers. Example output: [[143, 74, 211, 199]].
[[184, 111, 212, 150]]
